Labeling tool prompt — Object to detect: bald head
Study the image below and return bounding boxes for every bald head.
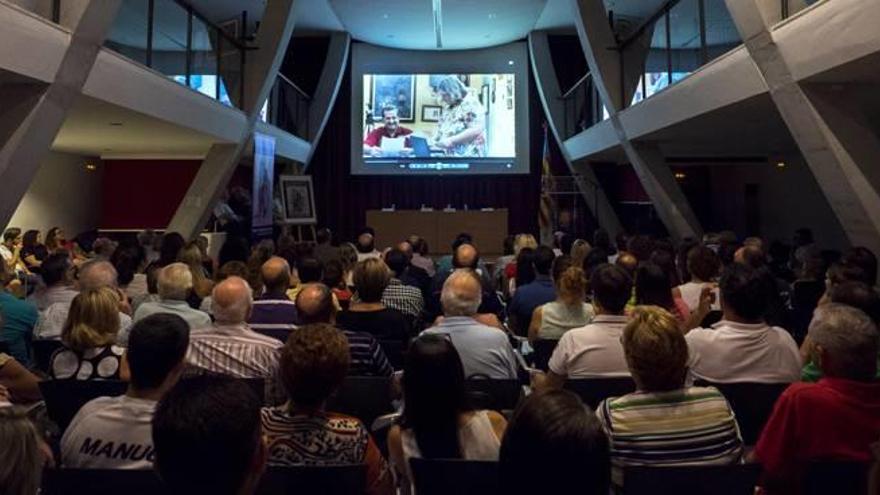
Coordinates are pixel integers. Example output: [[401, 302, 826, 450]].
[[261, 256, 291, 294], [295, 283, 335, 324], [453, 244, 478, 269], [212, 276, 252, 324], [441, 269, 482, 316], [616, 252, 638, 276], [735, 245, 765, 269], [78, 260, 119, 291], [396, 241, 413, 258], [356, 233, 375, 253]]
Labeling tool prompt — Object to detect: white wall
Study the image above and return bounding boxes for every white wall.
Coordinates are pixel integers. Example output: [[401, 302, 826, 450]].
[[7, 151, 103, 235]]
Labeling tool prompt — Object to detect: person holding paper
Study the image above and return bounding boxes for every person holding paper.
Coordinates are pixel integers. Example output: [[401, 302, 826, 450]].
[[363, 105, 413, 157]]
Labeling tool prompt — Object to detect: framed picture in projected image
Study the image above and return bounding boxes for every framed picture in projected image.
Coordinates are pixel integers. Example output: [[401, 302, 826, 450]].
[[280, 175, 316, 225], [371, 75, 416, 122]]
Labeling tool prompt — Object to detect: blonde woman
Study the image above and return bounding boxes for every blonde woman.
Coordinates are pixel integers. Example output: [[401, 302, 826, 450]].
[[503, 234, 539, 297], [49, 287, 128, 381], [0, 407, 45, 495], [178, 241, 214, 300], [529, 257, 594, 342], [569, 239, 592, 268]]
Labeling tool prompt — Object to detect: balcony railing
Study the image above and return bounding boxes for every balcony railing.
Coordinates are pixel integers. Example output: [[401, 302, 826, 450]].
[[560, 72, 608, 140], [266, 74, 311, 141]]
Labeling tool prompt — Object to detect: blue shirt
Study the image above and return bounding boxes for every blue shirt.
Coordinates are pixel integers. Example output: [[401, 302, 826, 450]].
[[508, 275, 556, 336], [248, 293, 298, 342], [0, 291, 38, 366], [421, 316, 519, 380]]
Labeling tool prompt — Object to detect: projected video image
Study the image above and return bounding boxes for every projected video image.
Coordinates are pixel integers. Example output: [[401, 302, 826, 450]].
[[362, 74, 516, 161]]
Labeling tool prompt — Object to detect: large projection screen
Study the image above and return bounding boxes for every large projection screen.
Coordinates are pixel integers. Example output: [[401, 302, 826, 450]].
[[351, 42, 530, 176]]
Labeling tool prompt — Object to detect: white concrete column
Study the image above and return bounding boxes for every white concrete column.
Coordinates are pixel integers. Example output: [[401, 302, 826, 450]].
[[0, 0, 121, 229], [304, 32, 350, 166], [528, 31, 623, 237], [166, 0, 297, 239], [725, 0, 880, 253]]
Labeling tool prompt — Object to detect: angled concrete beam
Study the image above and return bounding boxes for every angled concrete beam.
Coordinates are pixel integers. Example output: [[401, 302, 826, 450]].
[[569, 0, 623, 112], [620, 25, 655, 108], [167, 0, 297, 239], [528, 31, 623, 237], [725, 0, 880, 253], [304, 32, 350, 166], [0, 0, 120, 229]]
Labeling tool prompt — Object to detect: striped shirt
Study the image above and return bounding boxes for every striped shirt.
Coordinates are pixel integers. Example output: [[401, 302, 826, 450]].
[[597, 386, 743, 486], [248, 293, 298, 342], [343, 329, 393, 377], [381, 279, 424, 320], [186, 323, 284, 404]]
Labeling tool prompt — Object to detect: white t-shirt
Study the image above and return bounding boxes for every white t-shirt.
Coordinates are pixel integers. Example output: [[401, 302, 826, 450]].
[[686, 320, 801, 384], [548, 314, 631, 378], [61, 395, 157, 469]]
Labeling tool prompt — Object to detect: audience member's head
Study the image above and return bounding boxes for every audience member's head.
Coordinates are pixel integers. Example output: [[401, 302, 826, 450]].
[[384, 248, 410, 277], [46, 226, 65, 250], [356, 233, 375, 254], [62, 287, 121, 352], [452, 233, 474, 252], [675, 237, 699, 283], [219, 236, 250, 267], [77, 260, 119, 290], [827, 281, 880, 324], [157, 263, 193, 302], [570, 239, 592, 267], [717, 243, 739, 268], [322, 260, 346, 290], [409, 236, 429, 256], [582, 247, 609, 276], [615, 252, 638, 278], [513, 233, 537, 255], [3, 227, 22, 246], [280, 323, 349, 409], [826, 262, 868, 289], [260, 257, 290, 295], [533, 245, 555, 276], [808, 304, 879, 381], [559, 234, 576, 256], [41, 252, 73, 288], [0, 407, 43, 495], [500, 390, 610, 495], [352, 258, 390, 303], [842, 246, 877, 287], [552, 256, 586, 307], [452, 243, 479, 270], [127, 314, 190, 393], [110, 242, 146, 287], [590, 264, 633, 315], [441, 269, 482, 317], [649, 248, 680, 287], [158, 232, 186, 267], [514, 247, 537, 287], [719, 264, 768, 323], [212, 276, 253, 325], [593, 228, 613, 254], [153, 376, 265, 495], [502, 235, 516, 256], [22, 229, 40, 250], [295, 257, 323, 284], [686, 245, 721, 283], [623, 306, 689, 391], [216, 261, 250, 283], [743, 236, 764, 251], [626, 235, 654, 262], [396, 241, 414, 259], [295, 283, 335, 324], [315, 228, 332, 246], [635, 262, 675, 311], [338, 242, 359, 272], [401, 335, 469, 458], [92, 237, 118, 259], [735, 245, 766, 270]]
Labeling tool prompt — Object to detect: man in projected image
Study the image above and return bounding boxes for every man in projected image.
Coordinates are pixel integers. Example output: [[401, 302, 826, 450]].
[[432, 75, 487, 158], [363, 104, 413, 157]]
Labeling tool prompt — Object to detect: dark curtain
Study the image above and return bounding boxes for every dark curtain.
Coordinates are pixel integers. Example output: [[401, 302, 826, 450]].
[[309, 59, 544, 243]]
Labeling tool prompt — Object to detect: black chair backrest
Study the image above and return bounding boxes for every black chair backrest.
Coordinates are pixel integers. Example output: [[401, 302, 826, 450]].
[[42, 468, 164, 495], [622, 463, 761, 495], [695, 381, 789, 445], [257, 464, 367, 495], [39, 379, 128, 432], [565, 377, 636, 409], [409, 458, 500, 495], [326, 375, 394, 429], [180, 371, 266, 404], [803, 460, 870, 495], [464, 378, 522, 411], [0, 339, 10, 354], [33, 339, 64, 373], [531, 339, 558, 371]]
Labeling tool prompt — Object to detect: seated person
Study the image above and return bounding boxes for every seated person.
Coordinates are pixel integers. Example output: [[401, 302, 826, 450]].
[[597, 306, 743, 487], [508, 246, 557, 337], [152, 376, 267, 495], [500, 390, 610, 495], [0, 352, 41, 404], [540, 264, 633, 389], [528, 257, 593, 342], [428, 243, 500, 321], [337, 259, 411, 342], [248, 257, 298, 342], [388, 336, 507, 494], [133, 263, 211, 330], [686, 264, 801, 383], [49, 288, 128, 381], [261, 323, 393, 495], [755, 304, 880, 494], [61, 314, 189, 469], [421, 270, 519, 380], [363, 105, 413, 157], [0, 407, 46, 494], [0, 257, 38, 367]]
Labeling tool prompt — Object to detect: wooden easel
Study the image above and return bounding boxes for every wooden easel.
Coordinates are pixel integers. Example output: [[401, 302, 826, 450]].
[[288, 223, 317, 243]]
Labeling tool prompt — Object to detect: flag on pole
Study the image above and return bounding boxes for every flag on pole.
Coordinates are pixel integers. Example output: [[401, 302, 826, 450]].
[[538, 122, 556, 246]]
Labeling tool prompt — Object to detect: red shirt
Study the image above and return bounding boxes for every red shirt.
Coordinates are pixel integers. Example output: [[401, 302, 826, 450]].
[[755, 378, 880, 494], [363, 126, 413, 147]]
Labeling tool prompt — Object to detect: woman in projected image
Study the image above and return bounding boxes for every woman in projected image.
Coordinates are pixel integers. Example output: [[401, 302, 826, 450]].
[[431, 75, 487, 157]]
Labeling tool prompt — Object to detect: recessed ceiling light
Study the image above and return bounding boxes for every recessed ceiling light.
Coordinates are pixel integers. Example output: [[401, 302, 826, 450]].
[[382, 13, 389, 19], [776, 161, 786, 169], [488, 13, 497, 19], [508, 60, 514, 65], [84, 163, 97, 171]]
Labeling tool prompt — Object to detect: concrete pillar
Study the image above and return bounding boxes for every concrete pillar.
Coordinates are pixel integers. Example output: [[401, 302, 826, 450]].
[[0, 0, 120, 229], [726, 0, 880, 253], [304, 32, 350, 165], [166, 0, 297, 239], [528, 31, 623, 237]]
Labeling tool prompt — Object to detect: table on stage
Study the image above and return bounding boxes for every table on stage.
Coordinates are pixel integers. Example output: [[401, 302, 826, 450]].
[[366, 209, 508, 256]]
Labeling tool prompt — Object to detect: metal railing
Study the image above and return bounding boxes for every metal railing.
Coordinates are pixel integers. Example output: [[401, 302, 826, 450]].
[[267, 74, 311, 141], [560, 72, 605, 140]]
